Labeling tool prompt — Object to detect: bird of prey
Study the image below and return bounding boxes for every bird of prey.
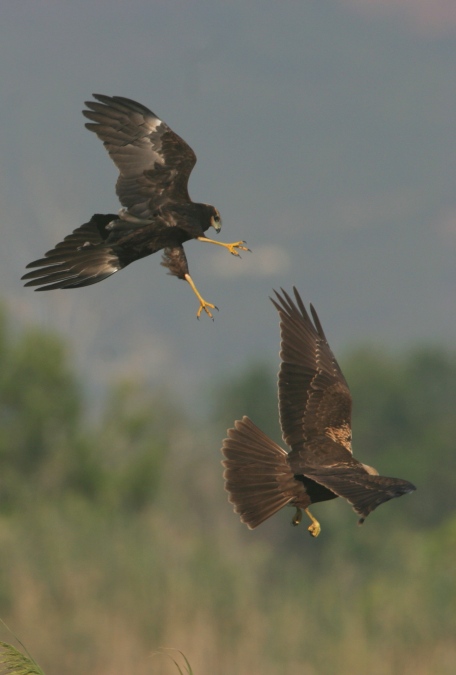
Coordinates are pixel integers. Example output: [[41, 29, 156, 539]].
[[221, 288, 416, 536], [22, 94, 249, 318]]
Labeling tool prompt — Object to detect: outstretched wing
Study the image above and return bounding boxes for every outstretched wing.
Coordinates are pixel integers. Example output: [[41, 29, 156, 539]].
[[22, 214, 126, 290], [289, 436, 416, 522], [83, 94, 197, 220], [271, 287, 352, 456]]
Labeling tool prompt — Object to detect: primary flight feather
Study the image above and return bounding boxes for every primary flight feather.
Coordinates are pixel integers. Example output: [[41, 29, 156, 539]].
[[221, 287, 416, 536], [22, 95, 248, 318]]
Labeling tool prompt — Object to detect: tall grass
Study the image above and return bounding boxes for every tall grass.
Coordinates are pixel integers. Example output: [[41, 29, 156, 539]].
[[0, 473, 454, 674], [0, 639, 45, 675], [0, 312, 454, 673]]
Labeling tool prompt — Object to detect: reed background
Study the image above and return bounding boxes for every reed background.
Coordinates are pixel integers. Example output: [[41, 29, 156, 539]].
[[0, 305, 454, 675]]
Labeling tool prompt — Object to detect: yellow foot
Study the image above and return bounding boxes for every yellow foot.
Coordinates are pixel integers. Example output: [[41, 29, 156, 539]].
[[291, 507, 302, 526], [184, 273, 218, 320], [305, 508, 321, 538], [196, 299, 218, 320], [197, 236, 251, 257], [224, 240, 251, 257]]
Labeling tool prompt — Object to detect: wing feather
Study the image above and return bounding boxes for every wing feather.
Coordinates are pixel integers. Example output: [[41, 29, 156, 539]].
[[83, 94, 196, 219], [271, 288, 352, 456], [289, 436, 416, 520]]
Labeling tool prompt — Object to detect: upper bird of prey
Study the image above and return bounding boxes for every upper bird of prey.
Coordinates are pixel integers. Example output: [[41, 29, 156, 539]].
[[221, 287, 416, 537], [22, 94, 249, 318]]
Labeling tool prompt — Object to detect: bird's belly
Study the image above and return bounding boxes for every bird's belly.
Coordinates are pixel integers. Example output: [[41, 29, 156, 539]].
[[294, 475, 338, 504]]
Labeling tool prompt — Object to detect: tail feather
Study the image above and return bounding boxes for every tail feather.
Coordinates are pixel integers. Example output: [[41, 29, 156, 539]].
[[22, 214, 120, 291], [221, 416, 305, 529]]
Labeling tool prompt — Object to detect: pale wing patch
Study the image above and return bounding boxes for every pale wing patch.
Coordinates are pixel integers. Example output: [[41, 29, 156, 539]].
[[325, 423, 352, 453], [361, 463, 379, 476]]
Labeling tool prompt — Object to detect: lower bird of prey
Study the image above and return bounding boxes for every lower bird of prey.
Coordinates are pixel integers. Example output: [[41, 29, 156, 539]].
[[22, 94, 249, 318], [221, 288, 416, 537]]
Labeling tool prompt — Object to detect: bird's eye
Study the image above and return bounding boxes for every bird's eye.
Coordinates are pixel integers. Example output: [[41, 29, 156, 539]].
[[213, 214, 220, 223]]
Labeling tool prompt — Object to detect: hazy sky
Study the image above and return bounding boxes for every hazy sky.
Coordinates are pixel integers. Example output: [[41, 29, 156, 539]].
[[1, 1, 455, 401]]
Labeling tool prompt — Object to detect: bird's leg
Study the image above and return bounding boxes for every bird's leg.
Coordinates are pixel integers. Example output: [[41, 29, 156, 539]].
[[184, 274, 218, 320], [291, 507, 302, 526], [197, 236, 250, 257], [305, 508, 321, 538]]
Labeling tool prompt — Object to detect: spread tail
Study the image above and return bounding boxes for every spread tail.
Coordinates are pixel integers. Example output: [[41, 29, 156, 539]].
[[221, 416, 304, 528]]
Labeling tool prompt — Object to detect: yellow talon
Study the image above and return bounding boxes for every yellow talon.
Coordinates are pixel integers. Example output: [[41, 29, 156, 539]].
[[197, 236, 251, 256], [225, 241, 250, 256], [305, 508, 321, 538], [291, 507, 302, 526], [291, 507, 321, 536], [184, 273, 218, 320], [196, 299, 218, 320]]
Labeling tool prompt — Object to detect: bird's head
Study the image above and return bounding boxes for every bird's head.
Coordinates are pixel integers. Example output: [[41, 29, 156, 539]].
[[210, 207, 222, 233]]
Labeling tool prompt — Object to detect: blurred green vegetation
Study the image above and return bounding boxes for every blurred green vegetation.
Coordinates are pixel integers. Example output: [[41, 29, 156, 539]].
[[0, 303, 454, 674]]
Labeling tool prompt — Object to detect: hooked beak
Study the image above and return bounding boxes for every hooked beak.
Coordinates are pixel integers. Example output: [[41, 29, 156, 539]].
[[211, 216, 222, 233]]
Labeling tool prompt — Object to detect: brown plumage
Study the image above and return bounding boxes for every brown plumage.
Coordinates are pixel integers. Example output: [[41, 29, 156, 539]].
[[22, 94, 249, 318], [221, 287, 416, 536]]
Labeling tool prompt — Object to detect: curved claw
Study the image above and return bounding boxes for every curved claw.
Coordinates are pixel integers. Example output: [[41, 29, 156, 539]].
[[291, 506, 321, 536], [305, 508, 321, 538], [307, 521, 321, 538], [196, 301, 219, 321], [184, 273, 218, 321], [197, 236, 250, 257], [226, 240, 251, 256]]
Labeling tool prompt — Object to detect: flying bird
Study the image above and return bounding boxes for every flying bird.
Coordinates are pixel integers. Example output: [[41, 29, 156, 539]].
[[221, 288, 415, 536], [22, 94, 249, 318]]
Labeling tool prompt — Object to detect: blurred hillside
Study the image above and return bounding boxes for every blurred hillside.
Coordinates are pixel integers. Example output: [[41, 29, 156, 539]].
[[0, 305, 454, 674], [1, 1, 455, 398]]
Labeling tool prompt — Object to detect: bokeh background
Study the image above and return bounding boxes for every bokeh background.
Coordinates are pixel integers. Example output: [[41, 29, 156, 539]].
[[0, 1, 455, 673]]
